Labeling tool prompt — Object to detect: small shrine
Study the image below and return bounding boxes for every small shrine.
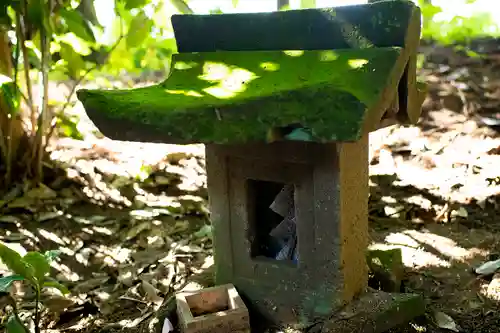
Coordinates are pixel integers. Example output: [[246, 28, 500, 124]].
[[77, 1, 427, 331]]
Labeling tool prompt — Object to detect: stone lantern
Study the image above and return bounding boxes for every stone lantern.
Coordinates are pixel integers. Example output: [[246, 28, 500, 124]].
[[77, 1, 426, 330]]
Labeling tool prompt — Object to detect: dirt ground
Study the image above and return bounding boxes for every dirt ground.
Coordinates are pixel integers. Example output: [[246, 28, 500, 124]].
[[1, 43, 500, 333]]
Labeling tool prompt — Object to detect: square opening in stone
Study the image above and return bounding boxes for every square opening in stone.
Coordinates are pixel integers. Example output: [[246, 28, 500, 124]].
[[247, 179, 298, 265]]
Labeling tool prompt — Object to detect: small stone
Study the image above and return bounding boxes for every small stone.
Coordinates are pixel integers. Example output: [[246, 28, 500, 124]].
[[321, 290, 425, 333], [486, 273, 500, 302], [367, 248, 404, 292]]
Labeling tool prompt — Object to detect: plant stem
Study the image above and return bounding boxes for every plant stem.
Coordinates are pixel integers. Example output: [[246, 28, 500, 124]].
[[6, 294, 30, 333], [16, 6, 35, 132], [34, 0, 52, 185], [42, 31, 125, 153], [34, 288, 40, 333]]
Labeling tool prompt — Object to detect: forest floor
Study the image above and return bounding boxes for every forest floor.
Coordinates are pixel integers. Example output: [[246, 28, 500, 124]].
[[1, 42, 500, 333]]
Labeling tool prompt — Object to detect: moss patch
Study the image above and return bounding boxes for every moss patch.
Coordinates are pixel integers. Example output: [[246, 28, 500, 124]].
[[172, 0, 417, 53], [78, 48, 404, 144]]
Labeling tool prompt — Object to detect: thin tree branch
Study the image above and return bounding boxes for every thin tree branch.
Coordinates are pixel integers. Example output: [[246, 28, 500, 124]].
[[170, 0, 194, 14], [34, 0, 52, 184], [42, 29, 126, 152], [16, 2, 35, 128]]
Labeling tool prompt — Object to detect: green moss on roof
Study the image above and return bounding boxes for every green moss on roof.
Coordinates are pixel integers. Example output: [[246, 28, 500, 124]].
[[77, 47, 403, 144], [171, 0, 417, 52]]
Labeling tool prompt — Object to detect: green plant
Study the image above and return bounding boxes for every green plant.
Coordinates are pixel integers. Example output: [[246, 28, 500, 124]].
[[417, 0, 500, 44], [0, 243, 68, 333], [0, 0, 186, 192]]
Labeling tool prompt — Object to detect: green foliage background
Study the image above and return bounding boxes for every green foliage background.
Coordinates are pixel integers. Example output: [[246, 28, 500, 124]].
[[4, 0, 500, 88], [416, 0, 500, 44]]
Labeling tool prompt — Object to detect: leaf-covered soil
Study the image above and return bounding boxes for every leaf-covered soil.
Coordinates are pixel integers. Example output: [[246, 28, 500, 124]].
[[1, 42, 500, 333]]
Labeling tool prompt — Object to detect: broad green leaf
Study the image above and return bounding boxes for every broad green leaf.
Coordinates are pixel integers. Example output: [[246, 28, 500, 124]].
[[59, 43, 86, 78], [77, 0, 101, 26], [27, 0, 45, 29], [170, 0, 194, 14], [0, 79, 21, 115], [43, 278, 70, 295], [59, 8, 96, 43], [232, 0, 239, 8], [0, 243, 35, 282], [159, 38, 178, 54], [44, 250, 61, 263], [156, 47, 172, 60], [6, 315, 28, 333], [56, 114, 84, 140], [23, 252, 50, 283], [0, 275, 24, 292], [56, 33, 93, 55], [126, 12, 153, 49], [0, 2, 10, 26], [26, 0, 52, 35], [125, 0, 148, 10], [133, 48, 147, 68]]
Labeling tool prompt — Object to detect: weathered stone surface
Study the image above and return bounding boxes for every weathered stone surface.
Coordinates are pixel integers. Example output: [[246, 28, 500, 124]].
[[205, 138, 369, 328], [319, 289, 425, 333], [367, 248, 405, 292], [172, 1, 417, 52], [74, 2, 427, 331], [77, 1, 424, 145], [176, 284, 250, 333], [77, 48, 407, 144]]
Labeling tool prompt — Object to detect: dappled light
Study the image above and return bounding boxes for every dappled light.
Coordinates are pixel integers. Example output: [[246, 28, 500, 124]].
[[370, 228, 488, 269], [283, 50, 304, 57], [348, 58, 368, 69], [164, 89, 204, 97], [173, 61, 199, 71], [259, 61, 280, 71], [2, 1, 500, 333], [199, 62, 258, 99]]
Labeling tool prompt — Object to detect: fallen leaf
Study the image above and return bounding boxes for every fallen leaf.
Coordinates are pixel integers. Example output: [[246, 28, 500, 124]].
[[194, 225, 212, 239], [26, 184, 58, 200], [7, 196, 35, 211], [37, 211, 63, 222], [141, 280, 163, 303], [475, 258, 500, 275], [42, 295, 76, 313], [123, 221, 151, 241], [451, 207, 468, 218], [118, 265, 137, 287], [73, 276, 110, 294], [0, 216, 20, 224], [434, 311, 460, 332]]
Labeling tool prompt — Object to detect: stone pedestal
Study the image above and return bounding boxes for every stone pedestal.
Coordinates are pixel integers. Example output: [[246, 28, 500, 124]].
[[206, 138, 369, 327]]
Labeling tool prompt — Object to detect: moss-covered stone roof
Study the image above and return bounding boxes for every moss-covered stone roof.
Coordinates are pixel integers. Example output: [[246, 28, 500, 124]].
[[172, 0, 416, 52], [77, 0, 425, 144], [78, 48, 409, 144]]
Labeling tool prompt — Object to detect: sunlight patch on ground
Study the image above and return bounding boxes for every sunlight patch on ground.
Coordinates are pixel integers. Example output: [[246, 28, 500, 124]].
[[38, 229, 66, 245], [52, 261, 80, 282], [370, 229, 489, 269], [95, 245, 133, 265], [403, 230, 486, 262], [369, 124, 500, 205]]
